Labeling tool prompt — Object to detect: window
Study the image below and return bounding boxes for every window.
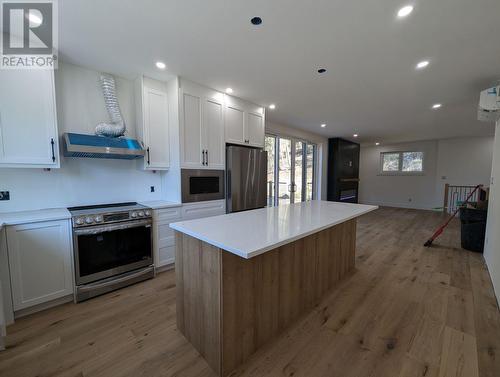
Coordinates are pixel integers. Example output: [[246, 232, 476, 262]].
[[264, 135, 317, 206], [380, 151, 424, 174], [265, 135, 276, 206]]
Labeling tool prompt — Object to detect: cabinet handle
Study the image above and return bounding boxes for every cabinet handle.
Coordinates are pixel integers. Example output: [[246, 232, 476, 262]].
[[206, 150, 209, 165], [202, 150, 205, 165], [50, 138, 55, 162], [147, 147, 150, 165]]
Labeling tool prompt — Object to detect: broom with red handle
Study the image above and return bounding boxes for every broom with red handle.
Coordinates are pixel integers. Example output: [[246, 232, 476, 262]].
[[424, 184, 483, 247]]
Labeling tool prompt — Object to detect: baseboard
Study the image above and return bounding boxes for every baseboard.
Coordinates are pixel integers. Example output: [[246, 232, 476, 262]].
[[156, 263, 175, 274], [483, 254, 500, 311], [360, 200, 438, 211], [14, 294, 73, 320]]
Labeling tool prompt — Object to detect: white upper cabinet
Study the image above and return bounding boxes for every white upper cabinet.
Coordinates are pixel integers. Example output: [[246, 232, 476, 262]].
[[204, 97, 224, 169], [224, 95, 265, 148], [180, 80, 224, 170], [136, 76, 170, 170], [0, 69, 59, 168], [224, 96, 245, 145], [246, 108, 265, 148], [180, 89, 204, 168]]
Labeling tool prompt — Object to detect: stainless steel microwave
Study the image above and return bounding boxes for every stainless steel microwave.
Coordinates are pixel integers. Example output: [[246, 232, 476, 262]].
[[181, 169, 225, 203]]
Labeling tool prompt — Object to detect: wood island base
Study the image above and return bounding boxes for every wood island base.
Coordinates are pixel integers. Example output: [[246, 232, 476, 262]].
[[175, 219, 357, 376]]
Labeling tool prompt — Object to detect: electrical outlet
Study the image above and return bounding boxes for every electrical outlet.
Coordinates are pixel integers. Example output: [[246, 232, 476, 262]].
[[0, 191, 10, 200], [150, 186, 155, 193], [408, 198, 412, 202]]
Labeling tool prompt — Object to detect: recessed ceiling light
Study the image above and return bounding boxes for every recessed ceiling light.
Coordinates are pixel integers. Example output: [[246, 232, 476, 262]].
[[225, 87, 233, 94], [269, 104, 276, 110], [353, 134, 359, 138], [155, 61, 166, 70], [397, 5, 414, 18], [318, 68, 327, 74], [416, 60, 429, 70], [251, 17, 262, 25], [321, 124, 326, 128], [375, 142, 380, 146], [432, 103, 442, 109]]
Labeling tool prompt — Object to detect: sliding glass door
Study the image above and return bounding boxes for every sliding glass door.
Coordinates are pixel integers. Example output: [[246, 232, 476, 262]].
[[264, 135, 317, 206]]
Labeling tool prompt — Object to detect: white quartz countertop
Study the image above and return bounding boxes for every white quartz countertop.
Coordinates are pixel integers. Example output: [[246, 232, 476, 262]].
[[170, 200, 378, 259], [138, 200, 182, 210], [0, 208, 71, 226]]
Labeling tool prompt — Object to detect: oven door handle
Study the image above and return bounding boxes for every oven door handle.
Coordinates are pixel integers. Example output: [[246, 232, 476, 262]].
[[77, 267, 154, 292], [73, 219, 152, 235]]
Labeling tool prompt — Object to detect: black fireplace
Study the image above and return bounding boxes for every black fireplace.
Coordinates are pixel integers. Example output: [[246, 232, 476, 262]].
[[327, 138, 360, 203]]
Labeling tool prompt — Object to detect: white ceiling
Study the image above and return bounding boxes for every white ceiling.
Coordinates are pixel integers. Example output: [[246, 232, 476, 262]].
[[56, 0, 499, 143]]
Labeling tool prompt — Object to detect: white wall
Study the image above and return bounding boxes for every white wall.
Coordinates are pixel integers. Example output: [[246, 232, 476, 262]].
[[0, 62, 167, 212], [266, 121, 328, 200], [359, 140, 439, 209], [484, 120, 500, 301], [435, 137, 494, 204], [359, 136, 493, 210]]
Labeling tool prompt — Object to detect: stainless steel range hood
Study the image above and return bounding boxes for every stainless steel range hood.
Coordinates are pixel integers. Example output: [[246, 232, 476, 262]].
[[63, 133, 145, 160]]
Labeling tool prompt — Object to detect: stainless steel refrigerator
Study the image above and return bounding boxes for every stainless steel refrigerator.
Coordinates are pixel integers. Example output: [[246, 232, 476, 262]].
[[226, 145, 268, 213]]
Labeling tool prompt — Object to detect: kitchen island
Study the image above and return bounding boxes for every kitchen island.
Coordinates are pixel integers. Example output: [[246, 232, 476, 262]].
[[170, 200, 377, 376]]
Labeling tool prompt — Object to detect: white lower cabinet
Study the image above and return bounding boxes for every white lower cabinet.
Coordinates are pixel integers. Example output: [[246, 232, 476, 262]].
[[152, 201, 226, 269], [181, 200, 226, 220], [152, 207, 182, 269], [6, 220, 73, 311]]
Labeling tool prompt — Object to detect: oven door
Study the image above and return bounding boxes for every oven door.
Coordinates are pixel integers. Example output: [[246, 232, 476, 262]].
[[73, 219, 153, 285], [181, 169, 225, 203]]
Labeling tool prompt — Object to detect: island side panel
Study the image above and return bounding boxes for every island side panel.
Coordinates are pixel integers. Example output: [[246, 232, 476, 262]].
[[175, 232, 222, 375], [221, 219, 357, 376]]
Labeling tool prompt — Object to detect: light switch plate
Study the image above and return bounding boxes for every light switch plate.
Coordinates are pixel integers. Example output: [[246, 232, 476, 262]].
[[0, 191, 10, 201]]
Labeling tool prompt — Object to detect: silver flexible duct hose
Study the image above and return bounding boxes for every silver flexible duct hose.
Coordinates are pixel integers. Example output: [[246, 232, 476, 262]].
[[95, 74, 126, 137]]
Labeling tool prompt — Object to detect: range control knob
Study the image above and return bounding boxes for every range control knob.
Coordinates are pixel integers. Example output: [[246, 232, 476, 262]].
[[138, 211, 145, 217], [85, 216, 94, 224], [131, 211, 138, 218], [75, 217, 84, 225], [94, 215, 103, 223], [145, 210, 151, 217]]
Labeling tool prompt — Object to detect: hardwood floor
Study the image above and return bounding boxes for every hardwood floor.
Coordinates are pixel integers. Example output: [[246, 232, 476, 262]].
[[1, 207, 499, 377]]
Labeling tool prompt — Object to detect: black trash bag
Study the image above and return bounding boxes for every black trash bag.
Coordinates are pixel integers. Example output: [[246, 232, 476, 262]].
[[459, 207, 487, 253]]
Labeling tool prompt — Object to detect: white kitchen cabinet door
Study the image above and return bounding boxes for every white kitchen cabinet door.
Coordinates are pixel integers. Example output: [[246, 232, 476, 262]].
[[180, 80, 225, 170], [0, 69, 59, 168], [224, 95, 265, 148], [246, 110, 265, 148], [152, 207, 181, 268], [204, 97, 225, 169], [136, 77, 170, 170], [7, 220, 73, 311], [180, 90, 204, 169], [224, 96, 246, 145], [143, 87, 170, 169]]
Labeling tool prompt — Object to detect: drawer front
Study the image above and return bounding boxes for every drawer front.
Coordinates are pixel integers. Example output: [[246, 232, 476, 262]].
[[181, 200, 225, 220], [158, 245, 175, 267], [157, 221, 176, 240], [156, 207, 182, 222]]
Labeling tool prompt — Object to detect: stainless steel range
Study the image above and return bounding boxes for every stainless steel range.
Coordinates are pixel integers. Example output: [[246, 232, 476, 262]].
[[68, 202, 154, 302]]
